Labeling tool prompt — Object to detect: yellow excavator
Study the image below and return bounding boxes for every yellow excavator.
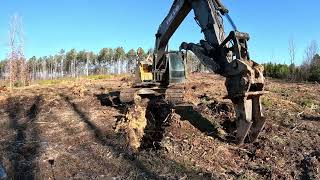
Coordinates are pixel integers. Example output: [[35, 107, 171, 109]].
[[135, 54, 153, 83], [121, 0, 266, 145]]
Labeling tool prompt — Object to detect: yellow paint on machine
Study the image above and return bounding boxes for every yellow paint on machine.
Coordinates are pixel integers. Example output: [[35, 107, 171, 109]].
[[139, 63, 153, 81]]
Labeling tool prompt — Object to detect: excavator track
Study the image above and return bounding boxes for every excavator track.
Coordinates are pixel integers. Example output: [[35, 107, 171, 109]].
[[119, 88, 139, 104], [165, 88, 185, 104], [120, 87, 184, 105]]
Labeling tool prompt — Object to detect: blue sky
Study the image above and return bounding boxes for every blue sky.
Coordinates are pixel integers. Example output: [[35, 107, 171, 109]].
[[0, 0, 319, 64]]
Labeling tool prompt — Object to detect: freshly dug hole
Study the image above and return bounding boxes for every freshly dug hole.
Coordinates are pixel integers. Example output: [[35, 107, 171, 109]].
[[140, 97, 173, 150], [114, 94, 149, 150], [115, 94, 173, 151]]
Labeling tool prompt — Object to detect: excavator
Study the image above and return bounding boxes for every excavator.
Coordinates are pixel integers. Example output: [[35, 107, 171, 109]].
[[120, 0, 266, 145]]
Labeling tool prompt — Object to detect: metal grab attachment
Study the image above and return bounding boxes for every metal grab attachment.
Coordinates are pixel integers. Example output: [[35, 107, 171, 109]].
[[221, 31, 266, 145], [231, 94, 266, 145], [180, 29, 267, 145], [224, 59, 266, 145]]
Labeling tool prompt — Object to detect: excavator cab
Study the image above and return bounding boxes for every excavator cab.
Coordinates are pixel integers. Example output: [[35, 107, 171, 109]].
[[135, 52, 186, 85], [138, 60, 153, 82], [167, 51, 186, 84], [134, 54, 154, 83]]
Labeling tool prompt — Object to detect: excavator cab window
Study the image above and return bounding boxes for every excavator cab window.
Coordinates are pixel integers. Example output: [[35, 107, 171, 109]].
[[167, 51, 186, 83], [142, 64, 152, 72]]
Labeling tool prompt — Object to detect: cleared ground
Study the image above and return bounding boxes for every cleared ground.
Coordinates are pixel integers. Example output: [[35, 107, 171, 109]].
[[0, 73, 319, 179]]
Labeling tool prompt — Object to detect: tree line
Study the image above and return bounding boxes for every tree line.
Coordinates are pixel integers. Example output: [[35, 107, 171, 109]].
[[1, 41, 320, 87], [0, 47, 153, 86], [0, 45, 208, 87], [264, 40, 320, 82], [264, 54, 320, 82], [0, 14, 204, 87]]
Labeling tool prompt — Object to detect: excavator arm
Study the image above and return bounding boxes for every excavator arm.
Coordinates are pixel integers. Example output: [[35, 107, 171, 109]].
[[154, 0, 228, 77], [153, 0, 266, 144]]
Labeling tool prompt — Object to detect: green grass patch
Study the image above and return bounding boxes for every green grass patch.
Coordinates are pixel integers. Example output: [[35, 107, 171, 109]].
[[86, 74, 118, 80], [0, 80, 27, 88], [262, 97, 273, 108], [300, 99, 316, 109], [269, 87, 294, 96], [36, 78, 74, 86], [34, 74, 127, 86]]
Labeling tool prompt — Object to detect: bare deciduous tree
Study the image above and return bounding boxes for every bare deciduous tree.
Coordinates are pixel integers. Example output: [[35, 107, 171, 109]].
[[304, 40, 318, 65], [301, 40, 319, 80], [288, 38, 296, 80], [6, 13, 28, 87], [288, 38, 296, 65]]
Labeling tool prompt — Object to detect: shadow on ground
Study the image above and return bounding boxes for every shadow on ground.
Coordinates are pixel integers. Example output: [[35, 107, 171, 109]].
[[63, 94, 161, 179], [5, 96, 42, 180], [174, 105, 225, 139], [61, 93, 215, 179]]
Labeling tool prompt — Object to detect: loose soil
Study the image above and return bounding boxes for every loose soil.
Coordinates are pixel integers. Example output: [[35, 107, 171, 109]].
[[0, 73, 319, 180]]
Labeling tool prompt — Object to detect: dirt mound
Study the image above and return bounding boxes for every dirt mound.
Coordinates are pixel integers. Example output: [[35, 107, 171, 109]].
[[71, 84, 88, 97], [0, 86, 7, 92]]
